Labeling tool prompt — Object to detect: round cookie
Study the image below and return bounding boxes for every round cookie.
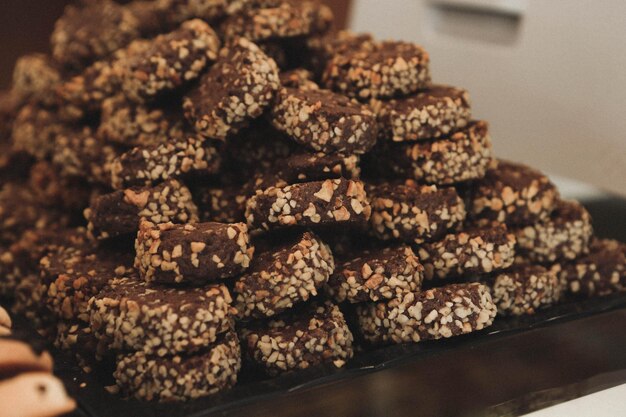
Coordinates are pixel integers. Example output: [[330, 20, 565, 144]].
[[98, 94, 185, 147], [270, 87, 378, 154], [371, 84, 471, 142], [322, 40, 431, 100], [114, 331, 241, 402], [121, 19, 221, 102], [514, 199, 593, 264], [241, 302, 353, 376], [356, 282, 497, 344], [135, 220, 253, 284], [110, 134, 222, 189], [50, 0, 140, 70], [368, 182, 466, 244], [303, 30, 374, 79], [39, 243, 132, 323], [220, 0, 332, 42], [233, 231, 334, 318], [279, 68, 318, 90], [492, 264, 562, 316], [245, 178, 372, 232], [89, 276, 235, 356], [471, 160, 559, 226], [85, 179, 199, 240], [417, 224, 516, 280], [183, 37, 280, 141], [557, 238, 626, 298], [368, 120, 493, 185], [326, 246, 424, 303]]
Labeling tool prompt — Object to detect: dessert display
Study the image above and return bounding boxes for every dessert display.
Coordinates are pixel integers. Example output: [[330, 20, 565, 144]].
[[0, 0, 624, 406]]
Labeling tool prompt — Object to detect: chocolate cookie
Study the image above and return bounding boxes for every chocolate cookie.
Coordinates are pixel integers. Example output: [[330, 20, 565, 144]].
[[221, 1, 332, 42], [183, 37, 280, 140], [371, 85, 471, 142], [417, 224, 516, 280], [114, 331, 241, 401], [50, 0, 140, 70], [11, 103, 64, 160], [121, 19, 220, 102], [40, 244, 133, 323], [110, 134, 222, 189], [356, 282, 497, 344], [514, 199, 593, 264], [326, 246, 424, 303], [303, 30, 374, 79], [368, 120, 493, 185], [98, 94, 185, 147], [471, 160, 559, 226], [245, 178, 372, 232], [193, 183, 250, 224], [56, 40, 151, 120], [53, 126, 119, 185], [85, 179, 199, 240], [135, 220, 253, 284], [557, 239, 626, 298], [270, 87, 378, 154], [369, 182, 466, 244], [233, 231, 334, 318], [11, 53, 61, 106], [90, 276, 235, 356], [241, 302, 353, 376], [492, 264, 562, 316], [322, 40, 430, 100]]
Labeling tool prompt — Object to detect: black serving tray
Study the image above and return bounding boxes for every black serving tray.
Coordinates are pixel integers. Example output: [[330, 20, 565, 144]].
[[15, 196, 626, 417]]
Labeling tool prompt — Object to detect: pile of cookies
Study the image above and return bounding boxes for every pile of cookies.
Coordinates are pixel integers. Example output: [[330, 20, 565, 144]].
[[0, 0, 624, 403]]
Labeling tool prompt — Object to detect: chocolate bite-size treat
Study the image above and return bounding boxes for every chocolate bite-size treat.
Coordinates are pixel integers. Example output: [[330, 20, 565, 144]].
[[85, 179, 199, 240], [11, 103, 65, 160], [322, 40, 430, 100], [183, 37, 280, 140], [303, 30, 374, 79], [114, 331, 241, 402], [51, 0, 140, 70], [126, 0, 171, 36], [110, 134, 222, 189], [154, 0, 232, 25], [89, 276, 235, 356], [221, 0, 333, 42], [515, 199, 593, 264], [270, 87, 378, 154], [369, 182, 466, 244], [371, 85, 471, 142], [471, 160, 559, 226], [241, 302, 353, 376], [368, 120, 493, 185], [56, 39, 152, 120], [356, 282, 497, 344], [245, 178, 372, 232], [98, 94, 185, 147], [27, 161, 94, 212], [557, 239, 626, 298], [492, 264, 562, 316], [53, 126, 119, 185], [11, 53, 61, 106], [40, 242, 133, 322], [135, 220, 253, 284], [121, 19, 221, 102], [417, 224, 516, 280], [233, 231, 334, 318], [326, 246, 424, 304]]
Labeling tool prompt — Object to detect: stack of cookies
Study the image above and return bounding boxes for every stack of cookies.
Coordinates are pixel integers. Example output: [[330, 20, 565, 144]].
[[0, 0, 624, 403]]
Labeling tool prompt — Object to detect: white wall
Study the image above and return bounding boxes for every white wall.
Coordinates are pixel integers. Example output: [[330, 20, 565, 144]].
[[350, 0, 626, 196]]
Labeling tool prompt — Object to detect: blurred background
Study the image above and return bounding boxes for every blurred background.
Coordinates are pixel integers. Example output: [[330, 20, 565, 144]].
[[0, 0, 624, 197]]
